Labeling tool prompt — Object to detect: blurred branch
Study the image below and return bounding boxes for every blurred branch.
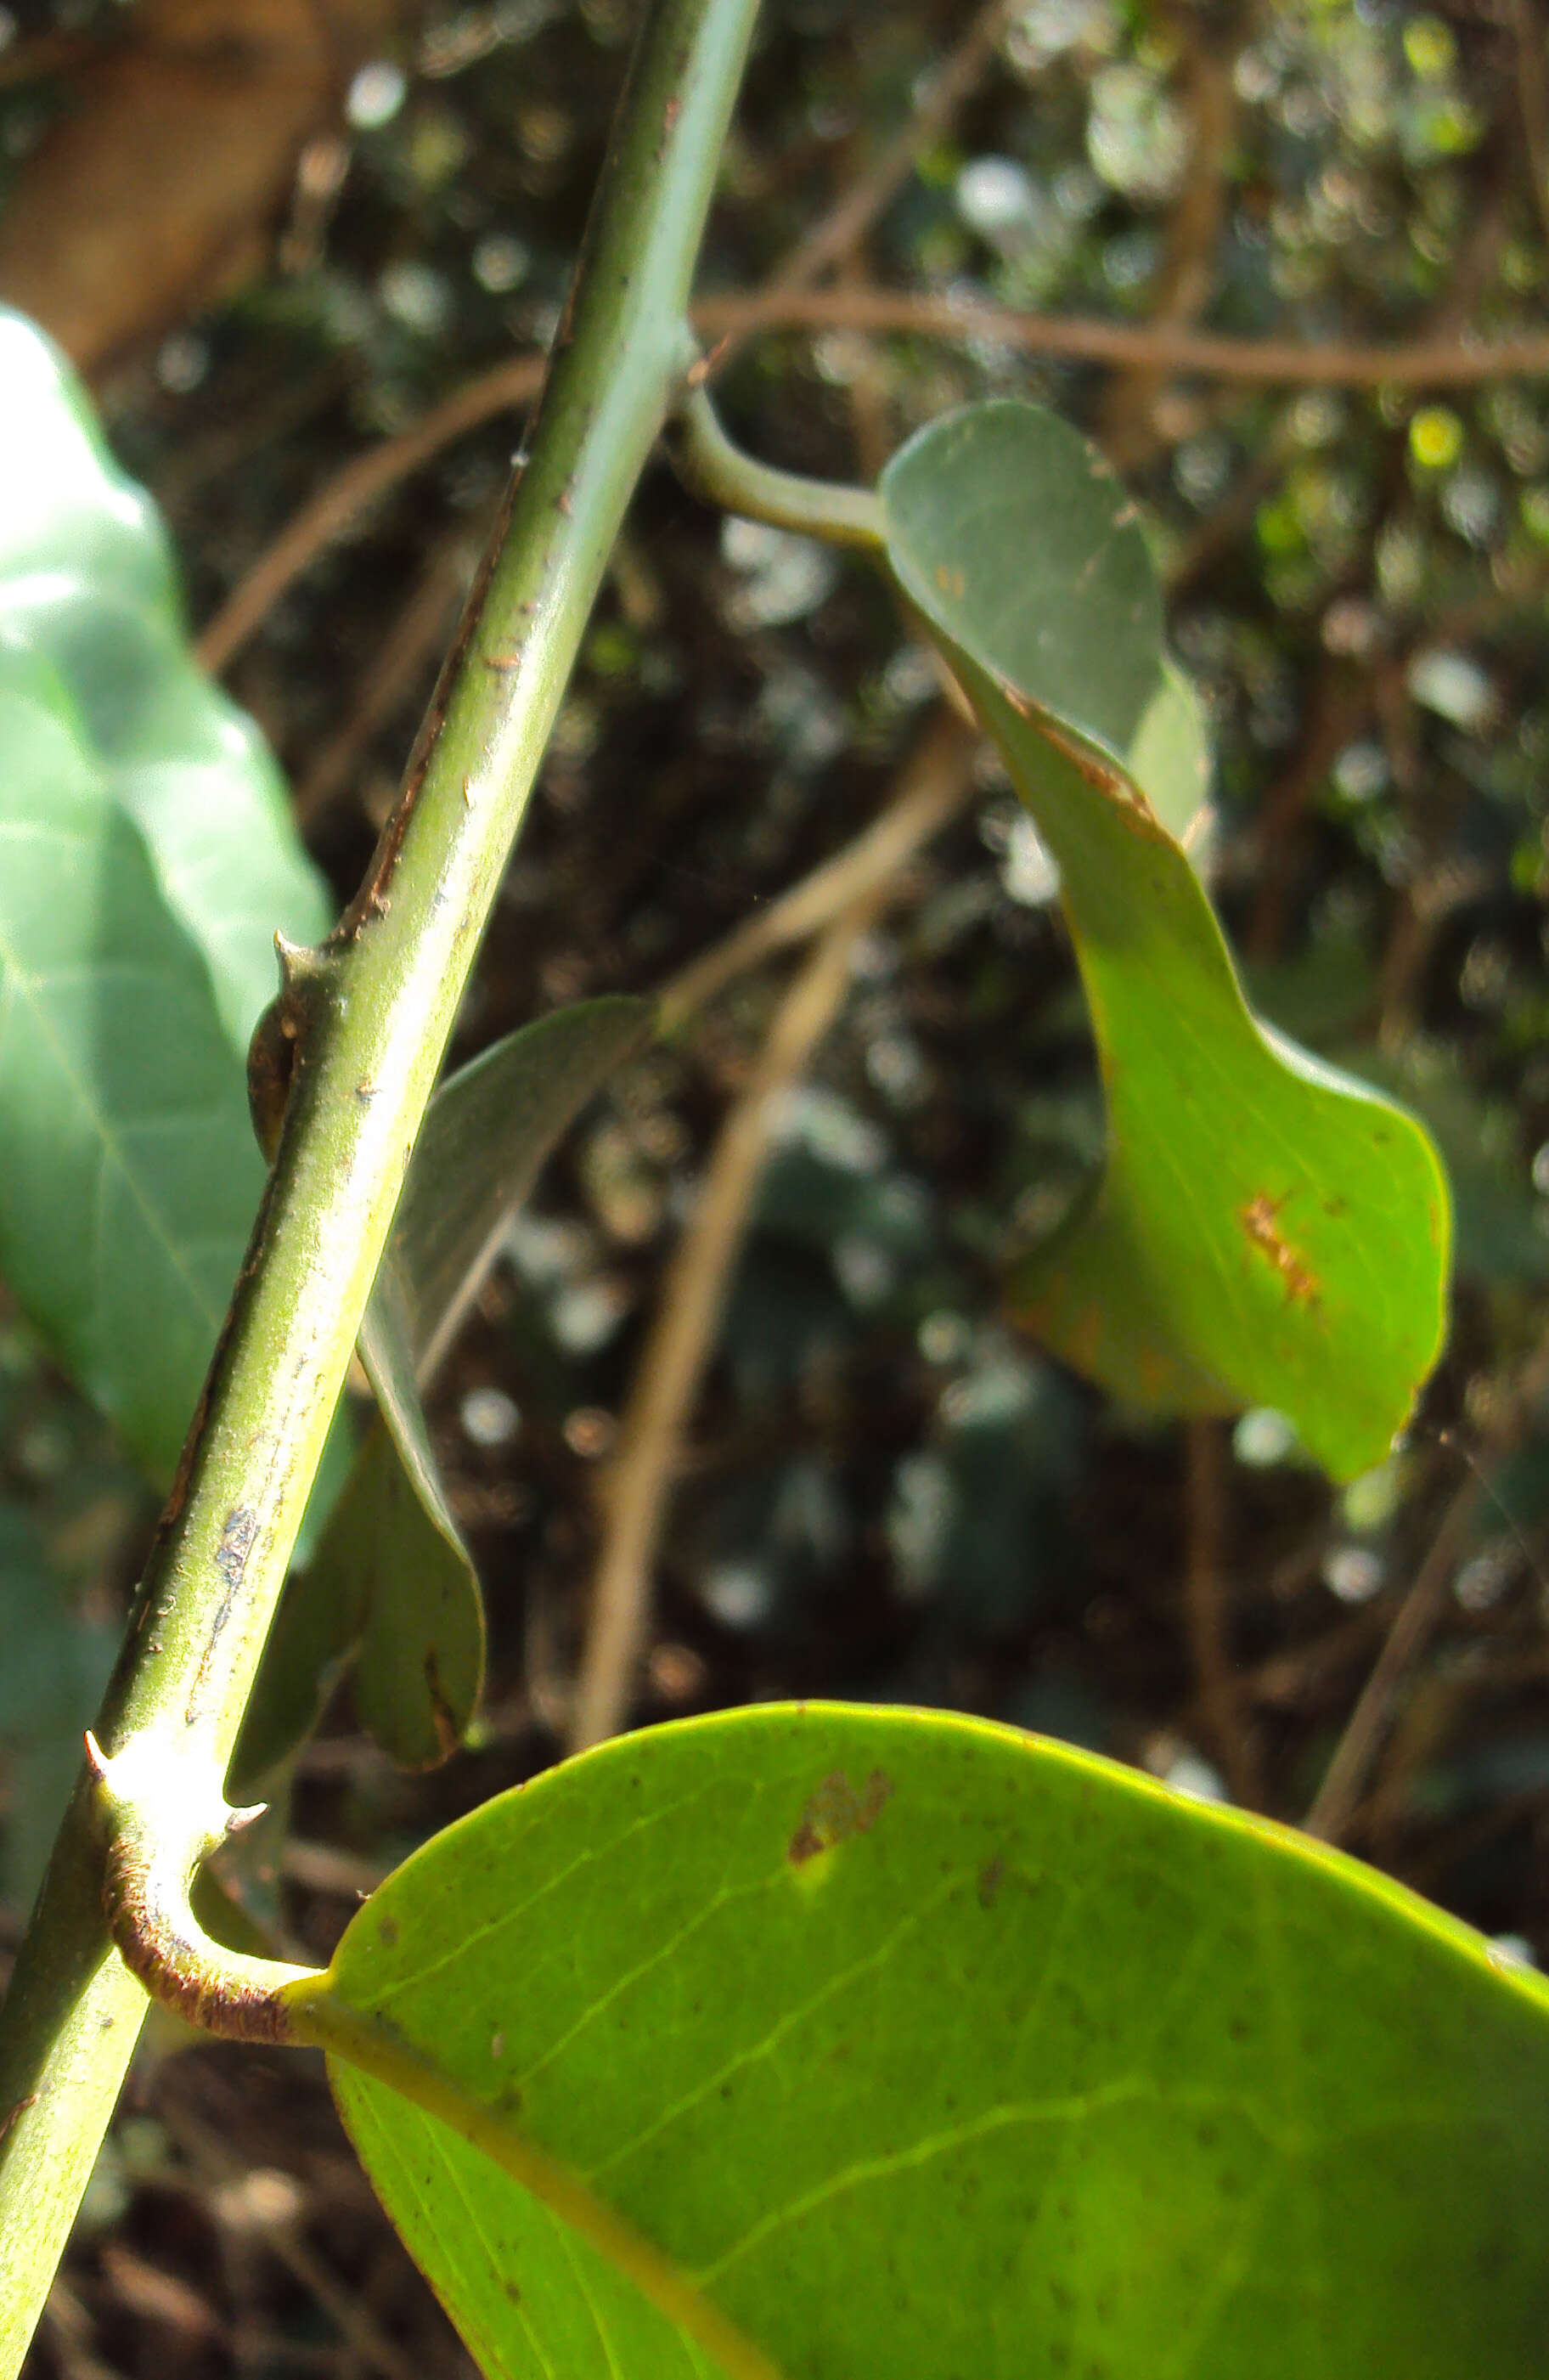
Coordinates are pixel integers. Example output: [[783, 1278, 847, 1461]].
[[194, 354, 546, 674], [198, 296, 1549, 677], [1243, 545, 1549, 961], [1511, 0, 1549, 248], [734, 0, 1017, 319], [1164, 403, 1300, 597], [197, 3, 1011, 674], [1303, 1473, 1484, 1846], [657, 708, 974, 1032], [570, 904, 880, 1753], [570, 715, 977, 1752], [1182, 1418, 1263, 1808], [1305, 1334, 1549, 1846], [692, 287, 1549, 386], [155, 2099, 419, 2380], [1100, 17, 1236, 470], [292, 527, 478, 825]]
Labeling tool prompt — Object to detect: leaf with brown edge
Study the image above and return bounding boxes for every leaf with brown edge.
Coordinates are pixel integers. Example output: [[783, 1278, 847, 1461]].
[[878, 400, 1449, 1480]]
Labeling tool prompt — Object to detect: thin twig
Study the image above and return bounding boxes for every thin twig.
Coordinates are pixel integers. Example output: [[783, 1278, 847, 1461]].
[[194, 354, 545, 674], [1182, 1418, 1263, 1808], [570, 720, 977, 1751], [1302, 1474, 1483, 1844], [657, 708, 973, 1031], [1511, 0, 1549, 249], [197, 8, 1009, 676], [155, 2103, 421, 2380], [736, 0, 1017, 313], [293, 529, 476, 823], [1302, 1316, 1549, 1844], [1100, 17, 1236, 468], [569, 902, 879, 1751], [692, 286, 1549, 387], [197, 293, 1549, 675]]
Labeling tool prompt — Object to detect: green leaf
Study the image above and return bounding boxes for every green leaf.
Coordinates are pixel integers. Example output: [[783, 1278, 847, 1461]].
[[346, 1357, 484, 1773], [0, 307, 331, 1482], [878, 401, 1448, 1480], [268, 999, 648, 1770], [392, 995, 649, 1382], [308, 1704, 1549, 2380], [0, 1497, 116, 1908]]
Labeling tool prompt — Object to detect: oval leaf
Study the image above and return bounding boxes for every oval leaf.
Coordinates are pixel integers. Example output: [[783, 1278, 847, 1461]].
[[0, 307, 330, 1481], [396, 995, 649, 1384], [306, 1704, 1549, 2380], [257, 1000, 648, 1772], [880, 400, 1449, 1480]]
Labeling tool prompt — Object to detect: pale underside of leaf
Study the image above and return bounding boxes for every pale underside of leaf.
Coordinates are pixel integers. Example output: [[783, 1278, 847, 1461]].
[[877, 400, 1449, 1480], [0, 309, 334, 1483], [0, 642, 265, 1480], [307, 1705, 1549, 2380]]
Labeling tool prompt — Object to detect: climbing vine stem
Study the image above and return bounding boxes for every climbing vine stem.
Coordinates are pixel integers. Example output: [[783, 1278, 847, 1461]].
[[0, 0, 760, 2360]]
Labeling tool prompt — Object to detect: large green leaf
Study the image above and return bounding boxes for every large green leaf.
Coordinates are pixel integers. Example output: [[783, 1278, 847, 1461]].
[[307, 1704, 1549, 2380], [877, 401, 1448, 1481], [0, 307, 331, 1481], [0, 1497, 116, 1908], [250, 999, 648, 1774]]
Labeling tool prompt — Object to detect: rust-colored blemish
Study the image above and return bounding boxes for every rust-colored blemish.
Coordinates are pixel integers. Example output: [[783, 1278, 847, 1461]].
[[990, 672, 1170, 842], [1240, 1193, 1320, 1307], [934, 562, 966, 600], [0, 2093, 37, 2144], [788, 1768, 893, 1865]]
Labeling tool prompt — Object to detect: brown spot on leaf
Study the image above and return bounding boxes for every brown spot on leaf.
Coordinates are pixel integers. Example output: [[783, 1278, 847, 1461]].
[[933, 562, 966, 600], [424, 1650, 461, 1762], [977, 1856, 1005, 1908], [788, 1768, 893, 1865], [1240, 1193, 1320, 1307]]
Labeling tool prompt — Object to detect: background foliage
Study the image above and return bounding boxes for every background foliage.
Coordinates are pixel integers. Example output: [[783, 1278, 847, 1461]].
[[2, 0, 1548, 2367]]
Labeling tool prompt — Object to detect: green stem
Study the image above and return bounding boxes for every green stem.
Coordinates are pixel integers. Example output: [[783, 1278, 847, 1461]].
[[0, 0, 759, 2358], [669, 382, 886, 548]]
